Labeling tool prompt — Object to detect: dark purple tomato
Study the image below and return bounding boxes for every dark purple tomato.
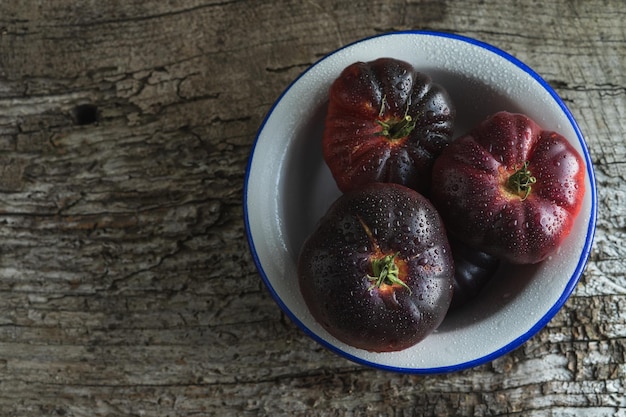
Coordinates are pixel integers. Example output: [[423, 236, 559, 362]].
[[431, 111, 586, 264], [297, 183, 454, 352], [448, 236, 501, 310], [322, 58, 456, 195]]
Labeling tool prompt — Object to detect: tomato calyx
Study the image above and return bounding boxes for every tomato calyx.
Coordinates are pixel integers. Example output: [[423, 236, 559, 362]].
[[377, 116, 416, 141], [367, 253, 412, 294], [357, 211, 411, 294], [376, 96, 417, 141], [507, 161, 536, 201]]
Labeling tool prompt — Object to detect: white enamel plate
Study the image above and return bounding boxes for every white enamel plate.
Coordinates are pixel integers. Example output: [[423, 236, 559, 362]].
[[244, 31, 597, 373]]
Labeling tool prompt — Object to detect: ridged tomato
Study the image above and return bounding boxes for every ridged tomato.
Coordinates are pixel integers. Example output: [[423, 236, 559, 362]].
[[323, 58, 456, 195], [431, 111, 585, 264]]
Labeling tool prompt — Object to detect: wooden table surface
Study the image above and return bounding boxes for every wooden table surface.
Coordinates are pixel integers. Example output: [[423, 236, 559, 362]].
[[0, 1, 624, 416]]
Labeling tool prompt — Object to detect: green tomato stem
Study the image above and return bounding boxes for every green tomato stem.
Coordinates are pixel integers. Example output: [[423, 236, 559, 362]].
[[376, 95, 416, 140], [377, 115, 416, 140], [367, 253, 411, 293], [507, 161, 536, 200]]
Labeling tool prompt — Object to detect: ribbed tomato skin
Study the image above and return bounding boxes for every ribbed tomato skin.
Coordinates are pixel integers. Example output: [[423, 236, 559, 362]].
[[431, 111, 585, 264], [322, 58, 455, 196]]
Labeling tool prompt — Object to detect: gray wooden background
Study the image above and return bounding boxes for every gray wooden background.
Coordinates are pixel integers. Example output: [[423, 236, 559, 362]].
[[0, 1, 624, 416]]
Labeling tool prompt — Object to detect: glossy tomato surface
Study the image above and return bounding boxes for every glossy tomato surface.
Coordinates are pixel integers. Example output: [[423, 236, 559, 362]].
[[323, 58, 456, 195], [448, 236, 500, 310], [431, 111, 585, 264], [297, 183, 454, 352]]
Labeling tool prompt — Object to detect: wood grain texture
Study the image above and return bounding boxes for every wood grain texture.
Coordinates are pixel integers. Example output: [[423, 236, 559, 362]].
[[0, 0, 624, 416]]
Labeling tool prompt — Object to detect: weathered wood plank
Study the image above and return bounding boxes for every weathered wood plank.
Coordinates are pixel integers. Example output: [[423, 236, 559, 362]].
[[0, 0, 624, 415]]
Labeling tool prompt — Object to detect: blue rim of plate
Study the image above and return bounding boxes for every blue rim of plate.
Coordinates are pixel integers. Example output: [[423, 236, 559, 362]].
[[243, 30, 598, 374]]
